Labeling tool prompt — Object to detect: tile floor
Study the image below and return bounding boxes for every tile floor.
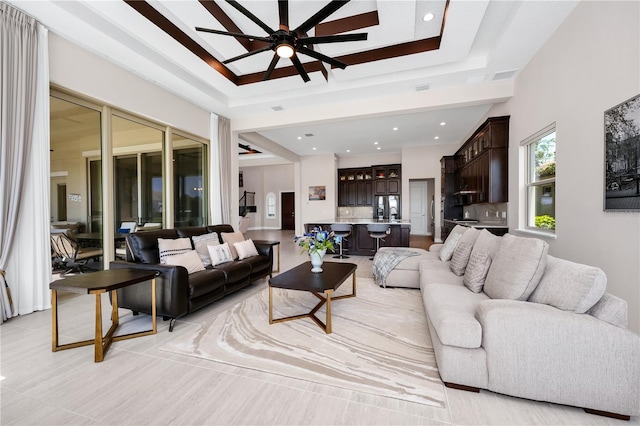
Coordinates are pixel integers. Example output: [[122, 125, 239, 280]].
[[1, 229, 637, 425]]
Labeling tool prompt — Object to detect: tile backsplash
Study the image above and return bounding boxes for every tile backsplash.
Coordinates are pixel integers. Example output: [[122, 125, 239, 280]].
[[463, 203, 508, 224], [337, 206, 374, 219]]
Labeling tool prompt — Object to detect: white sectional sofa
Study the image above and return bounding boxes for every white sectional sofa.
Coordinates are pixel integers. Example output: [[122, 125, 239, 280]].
[[373, 226, 640, 420]]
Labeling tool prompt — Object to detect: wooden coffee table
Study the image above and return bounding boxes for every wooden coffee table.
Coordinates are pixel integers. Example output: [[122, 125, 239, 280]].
[[268, 261, 357, 334]]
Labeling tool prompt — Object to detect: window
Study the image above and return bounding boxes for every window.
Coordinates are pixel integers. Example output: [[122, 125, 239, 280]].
[[174, 135, 206, 227], [524, 125, 556, 232], [266, 192, 276, 218]]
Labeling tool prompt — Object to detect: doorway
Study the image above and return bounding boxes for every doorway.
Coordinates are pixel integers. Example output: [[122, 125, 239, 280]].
[[408, 179, 434, 236], [281, 192, 295, 230]]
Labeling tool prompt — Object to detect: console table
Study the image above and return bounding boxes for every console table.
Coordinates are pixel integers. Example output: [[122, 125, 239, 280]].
[[50, 269, 158, 362]]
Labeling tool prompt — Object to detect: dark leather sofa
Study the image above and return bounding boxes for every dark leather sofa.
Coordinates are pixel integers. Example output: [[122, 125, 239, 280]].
[[109, 225, 274, 331]]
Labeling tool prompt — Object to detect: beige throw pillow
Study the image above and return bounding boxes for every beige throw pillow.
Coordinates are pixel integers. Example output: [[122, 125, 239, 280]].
[[450, 242, 474, 276], [234, 239, 259, 260], [163, 250, 205, 274], [221, 232, 245, 259], [463, 251, 492, 293], [439, 232, 461, 262]]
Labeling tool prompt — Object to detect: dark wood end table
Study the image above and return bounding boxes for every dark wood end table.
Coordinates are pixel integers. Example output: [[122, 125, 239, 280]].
[[268, 261, 357, 334], [50, 268, 158, 362], [252, 240, 281, 273]]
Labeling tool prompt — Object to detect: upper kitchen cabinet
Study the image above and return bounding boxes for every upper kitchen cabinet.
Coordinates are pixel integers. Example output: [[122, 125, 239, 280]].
[[338, 167, 373, 206], [455, 116, 509, 205], [373, 164, 401, 195]]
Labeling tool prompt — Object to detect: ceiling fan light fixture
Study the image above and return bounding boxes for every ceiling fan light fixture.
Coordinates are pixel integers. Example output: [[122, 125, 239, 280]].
[[276, 43, 294, 58]]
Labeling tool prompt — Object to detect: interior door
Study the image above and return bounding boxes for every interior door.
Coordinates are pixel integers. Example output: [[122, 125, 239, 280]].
[[281, 192, 295, 230], [409, 180, 428, 235]]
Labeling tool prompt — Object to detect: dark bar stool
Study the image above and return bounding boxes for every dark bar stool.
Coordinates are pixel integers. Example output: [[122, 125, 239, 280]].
[[330, 223, 352, 259], [367, 223, 390, 260]]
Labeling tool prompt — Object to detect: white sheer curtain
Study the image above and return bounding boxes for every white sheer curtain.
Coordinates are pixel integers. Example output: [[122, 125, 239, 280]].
[[209, 113, 232, 225], [0, 4, 51, 322]]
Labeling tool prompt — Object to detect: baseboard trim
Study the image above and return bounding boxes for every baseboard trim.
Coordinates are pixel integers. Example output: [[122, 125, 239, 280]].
[[584, 408, 630, 421], [444, 382, 480, 393]]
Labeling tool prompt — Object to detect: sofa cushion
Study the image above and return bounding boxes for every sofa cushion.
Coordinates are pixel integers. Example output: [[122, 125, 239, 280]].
[[484, 234, 548, 300], [470, 229, 502, 260], [188, 269, 226, 299], [208, 243, 234, 266], [377, 247, 435, 271], [423, 283, 489, 349], [463, 251, 492, 293], [586, 293, 628, 328], [163, 250, 206, 274], [158, 237, 192, 264], [419, 266, 465, 288], [221, 231, 245, 259], [529, 255, 607, 313], [439, 232, 462, 261], [191, 232, 219, 266]]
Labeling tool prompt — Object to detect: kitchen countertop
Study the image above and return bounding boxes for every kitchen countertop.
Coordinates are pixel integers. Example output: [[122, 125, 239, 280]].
[[444, 219, 508, 229], [307, 218, 411, 225]]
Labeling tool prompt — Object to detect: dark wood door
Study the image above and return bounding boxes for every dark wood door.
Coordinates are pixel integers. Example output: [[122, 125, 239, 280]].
[[281, 192, 295, 230]]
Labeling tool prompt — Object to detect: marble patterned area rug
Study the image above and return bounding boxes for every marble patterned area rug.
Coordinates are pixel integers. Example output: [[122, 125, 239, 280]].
[[160, 277, 445, 407]]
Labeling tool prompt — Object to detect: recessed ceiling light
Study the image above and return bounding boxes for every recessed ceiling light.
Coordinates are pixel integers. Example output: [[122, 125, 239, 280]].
[[423, 13, 434, 22], [312, 147, 316, 150], [434, 136, 439, 140], [374, 141, 378, 145], [346, 149, 351, 153], [377, 147, 381, 150], [297, 136, 302, 140], [393, 127, 398, 131], [440, 122, 446, 126]]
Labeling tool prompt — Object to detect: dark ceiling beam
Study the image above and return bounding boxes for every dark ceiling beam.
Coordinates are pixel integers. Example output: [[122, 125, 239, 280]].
[[333, 36, 441, 68], [198, 0, 270, 51], [123, 0, 237, 84], [315, 10, 379, 36]]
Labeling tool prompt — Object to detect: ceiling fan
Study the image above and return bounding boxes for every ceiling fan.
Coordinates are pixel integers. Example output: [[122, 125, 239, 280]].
[[196, 0, 368, 82]]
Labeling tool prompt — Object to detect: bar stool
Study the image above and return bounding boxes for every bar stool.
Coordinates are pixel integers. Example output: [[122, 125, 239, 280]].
[[330, 224, 352, 259], [367, 223, 390, 260]]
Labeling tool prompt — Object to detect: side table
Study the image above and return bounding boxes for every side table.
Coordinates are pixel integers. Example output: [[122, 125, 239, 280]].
[[50, 268, 158, 362], [253, 240, 281, 273]]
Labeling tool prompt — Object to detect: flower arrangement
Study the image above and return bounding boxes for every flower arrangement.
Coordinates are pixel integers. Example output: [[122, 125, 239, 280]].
[[295, 227, 335, 254]]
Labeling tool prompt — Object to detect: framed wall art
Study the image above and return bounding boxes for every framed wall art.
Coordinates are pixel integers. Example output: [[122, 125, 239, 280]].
[[308, 186, 326, 201], [604, 94, 640, 211]]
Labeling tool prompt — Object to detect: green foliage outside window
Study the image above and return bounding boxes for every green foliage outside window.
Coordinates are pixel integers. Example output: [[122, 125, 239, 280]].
[[534, 215, 556, 230]]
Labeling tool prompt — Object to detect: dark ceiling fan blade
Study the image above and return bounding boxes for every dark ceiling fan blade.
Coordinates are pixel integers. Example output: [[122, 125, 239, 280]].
[[290, 54, 310, 82], [295, 0, 350, 35], [226, 0, 275, 35], [300, 33, 368, 44], [297, 45, 347, 69], [195, 27, 272, 43], [278, 0, 289, 29], [263, 53, 280, 81], [223, 46, 273, 64]]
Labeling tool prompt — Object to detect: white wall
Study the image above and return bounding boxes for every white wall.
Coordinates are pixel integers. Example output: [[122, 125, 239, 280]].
[[402, 144, 458, 242], [300, 154, 337, 224], [502, 1, 640, 332], [49, 34, 210, 139], [337, 153, 402, 169]]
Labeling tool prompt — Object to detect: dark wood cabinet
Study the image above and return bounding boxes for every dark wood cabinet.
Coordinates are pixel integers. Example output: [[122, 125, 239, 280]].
[[441, 156, 462, 237], [338, 164, 400, 208], [454, 116, 509, 205]]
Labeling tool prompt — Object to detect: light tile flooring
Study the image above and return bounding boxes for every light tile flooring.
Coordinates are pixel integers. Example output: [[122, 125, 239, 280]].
[[1, 229, 637, 425]]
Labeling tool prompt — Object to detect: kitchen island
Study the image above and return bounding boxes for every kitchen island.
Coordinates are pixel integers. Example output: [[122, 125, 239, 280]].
[[305, 219, 411, 257]]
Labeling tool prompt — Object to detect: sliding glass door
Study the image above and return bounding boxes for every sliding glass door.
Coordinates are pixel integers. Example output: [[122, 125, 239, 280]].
[[173, 135, 206, 227], [112, 115, 165, 228]]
